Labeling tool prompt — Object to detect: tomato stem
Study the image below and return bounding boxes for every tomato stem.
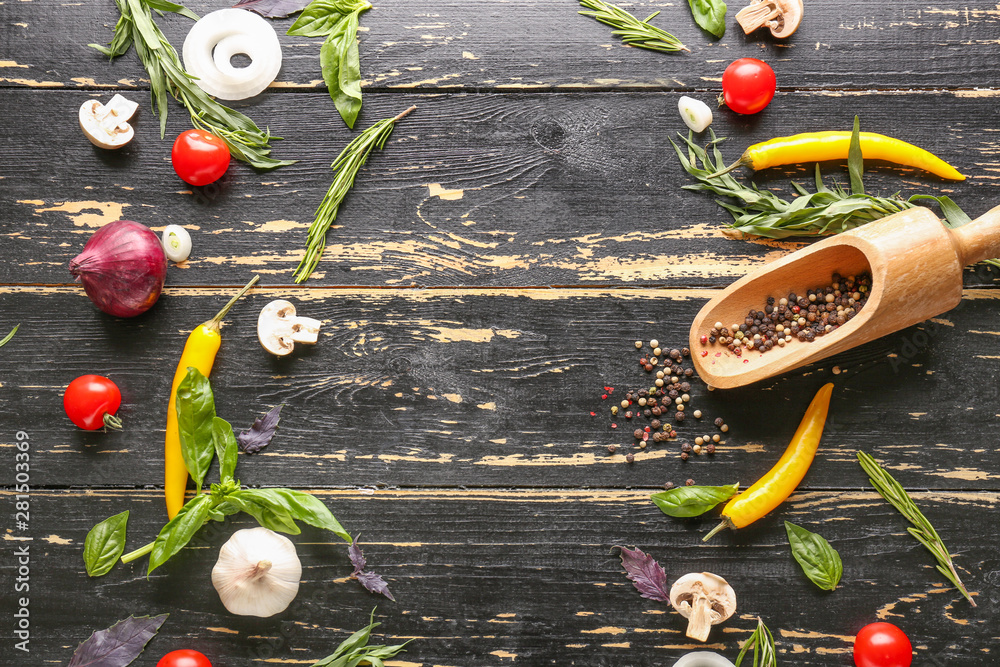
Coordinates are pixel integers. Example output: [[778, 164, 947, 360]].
[[103, 413, 123, 430]]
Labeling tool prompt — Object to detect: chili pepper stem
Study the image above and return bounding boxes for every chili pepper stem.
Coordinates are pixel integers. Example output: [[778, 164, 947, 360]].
[[204, 274, 260, 333], [703, 516, 735, 542], [707, 157, 746, 178], [121, 541, 154, 564], [103, 413, 123, 430]]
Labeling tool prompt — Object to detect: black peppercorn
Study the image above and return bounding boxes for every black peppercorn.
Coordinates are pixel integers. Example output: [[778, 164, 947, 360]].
[[643, 409, 652, 418], [706, 443, 716, 455], [607, 444, 617, 454], [664, 481, 675, 490], [685, 478, 695, 486], [684, 368, 694, 377], [714, 417, 724, 427], [681, 443, 692, 453], [675, 411, 686, 422], [679, 382, 691, 392], [626, 452, 635, 463], [681, 347, 690, 357], [650, 419, 661, 430], [680, 452, 689, 461], [651, 407, 662, 417], [633, 429, 643, 439]]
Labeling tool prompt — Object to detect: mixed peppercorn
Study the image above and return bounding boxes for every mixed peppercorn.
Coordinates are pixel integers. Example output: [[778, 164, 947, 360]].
[[702, 273, 872, 355], [601, 339, 730, 467]]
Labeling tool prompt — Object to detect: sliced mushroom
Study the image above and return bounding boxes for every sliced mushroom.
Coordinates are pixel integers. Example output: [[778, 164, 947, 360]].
[[257, 300, 322, 356], [79, 94, 139, 149], [669, 572, 737, 642], [736, 0, 803, 38]]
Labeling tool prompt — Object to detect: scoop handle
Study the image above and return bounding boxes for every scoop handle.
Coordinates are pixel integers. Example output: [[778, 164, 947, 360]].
[[950, 203, 1000, 266]]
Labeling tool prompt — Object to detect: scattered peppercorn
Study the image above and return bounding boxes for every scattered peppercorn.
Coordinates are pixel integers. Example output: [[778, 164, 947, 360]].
[[721, 424, 729, 433], [626, 452, 635, 463], [625, 411, 633, 419], [685, 478, 695, 486], [712, 434, 721, 443], [650, 419, 661, 430], [714, 417, 724, 427], [705, 443, 716, 455], [693, 410, 703, 419], [635, 341, 643, 349], [664, 481, 675, 490], [680, 452, 689, 461], [633, 429, 643, 440], [607, 444, 617, 454], [693, 444, 703, 455], [675, 411, 685, 422], [681, 443, 692, 453], [611, 406, 619, 416]]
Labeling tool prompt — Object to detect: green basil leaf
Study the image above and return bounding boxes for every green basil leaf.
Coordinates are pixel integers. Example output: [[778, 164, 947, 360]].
[[784, 521, 843, 591], [651, 483, 739, 518], [83, 510, 129, 577], [321, 11, 363, 128], [287, 0, 369, 36], [688, 0, 726, 38], [212, 417, 239, 483], [148, 494, 213, 574], [238, 488, 351, 542], [227, 492, 302, 535], [175, 367, 216, 490], [848, 115, 865, 196]]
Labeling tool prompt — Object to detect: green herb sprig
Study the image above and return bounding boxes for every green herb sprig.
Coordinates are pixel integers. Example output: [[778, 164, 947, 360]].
[[288, 0, 372, 129], [0, 324, 18, 349], [293, 105, 416, 283], [309, 609, 410, 667], [90, 0, 293, 169], [83, 368, 351, 577], [735, 616, 777, 667], [579, 0, 689, 53], [671, 118, 972, 241], [857, 450, 977, 606], [784, 521, 842, 591]]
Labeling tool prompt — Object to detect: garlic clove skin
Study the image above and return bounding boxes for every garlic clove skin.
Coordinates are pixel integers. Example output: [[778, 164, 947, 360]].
[[212, 527, 302, 617], [678, 96, 714, 133]]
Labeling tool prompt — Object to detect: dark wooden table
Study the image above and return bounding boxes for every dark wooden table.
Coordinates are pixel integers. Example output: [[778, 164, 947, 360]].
[[2, 1, 999, 665]]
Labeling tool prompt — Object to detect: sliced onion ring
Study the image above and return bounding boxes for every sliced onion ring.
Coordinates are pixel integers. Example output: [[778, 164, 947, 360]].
[[182, 8, 282, 101], [671, 652, 736, 667]]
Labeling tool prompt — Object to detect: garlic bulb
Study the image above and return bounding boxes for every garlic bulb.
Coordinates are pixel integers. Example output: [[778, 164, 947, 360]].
[[212, 527, 302, 617]]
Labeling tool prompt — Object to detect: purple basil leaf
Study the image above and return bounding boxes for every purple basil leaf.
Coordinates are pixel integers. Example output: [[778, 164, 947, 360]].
[[348, 540, 367, 575], [616, 546, 670, 603], [69, 614, 168, 667], [237, 404, 283, 454], [232, 0, 311, 17], [355, 570, 395, 601]]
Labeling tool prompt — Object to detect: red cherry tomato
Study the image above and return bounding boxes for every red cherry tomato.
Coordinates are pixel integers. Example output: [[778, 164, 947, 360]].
[[721, 58, 777, 115], [63, 375, 122, 430], [157, 650, 212, 667], [171, 129, 231, 186], [854, 622, 913, 667]]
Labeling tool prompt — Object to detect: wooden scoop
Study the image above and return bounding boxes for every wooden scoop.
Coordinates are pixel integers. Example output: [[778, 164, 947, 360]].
[[690, 204, 1000, 389]]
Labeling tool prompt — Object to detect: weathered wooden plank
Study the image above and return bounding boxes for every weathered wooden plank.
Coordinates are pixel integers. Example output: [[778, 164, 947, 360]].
[[3, 287, 1000, 490], [3, 89, 999, 288], [3, 488, 995, 666], [4, 0, 1000, 91]]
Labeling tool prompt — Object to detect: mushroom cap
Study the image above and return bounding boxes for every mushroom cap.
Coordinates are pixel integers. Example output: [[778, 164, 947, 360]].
[[78, 96, 138, 149], [669, 572, 738, 622], [258, 299, 298, 356], [769, 0, 802, 38]]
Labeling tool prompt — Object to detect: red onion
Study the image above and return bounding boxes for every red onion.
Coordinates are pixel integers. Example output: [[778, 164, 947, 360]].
[[69, 220, 168, 318]]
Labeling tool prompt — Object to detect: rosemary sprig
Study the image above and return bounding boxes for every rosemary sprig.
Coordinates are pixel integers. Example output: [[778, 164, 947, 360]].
[[90, 0, 293, 170], [735, 616, 777, 667], [857, 451, 977, 607], [579, 0, 689, 53], [0, 324, 19, 349], [671, 129, 975, 240], [293, 105, 416, 283]]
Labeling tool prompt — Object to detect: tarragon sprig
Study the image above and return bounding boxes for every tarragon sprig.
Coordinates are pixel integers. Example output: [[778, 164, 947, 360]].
[[857, 451, 977, 606], [0, 324, 18, 349], [735, 616, 777, 667], [579, 0, 689, 53], [309, 610, 410, 667], [293, 105, 416, 283], [90, 0, 293, 169]]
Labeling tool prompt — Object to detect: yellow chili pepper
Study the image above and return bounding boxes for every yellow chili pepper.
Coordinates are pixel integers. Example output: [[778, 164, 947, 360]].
[[165, 275, 259, 518], [712, 132, 965, 181], [703, 382, 834, 541]]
